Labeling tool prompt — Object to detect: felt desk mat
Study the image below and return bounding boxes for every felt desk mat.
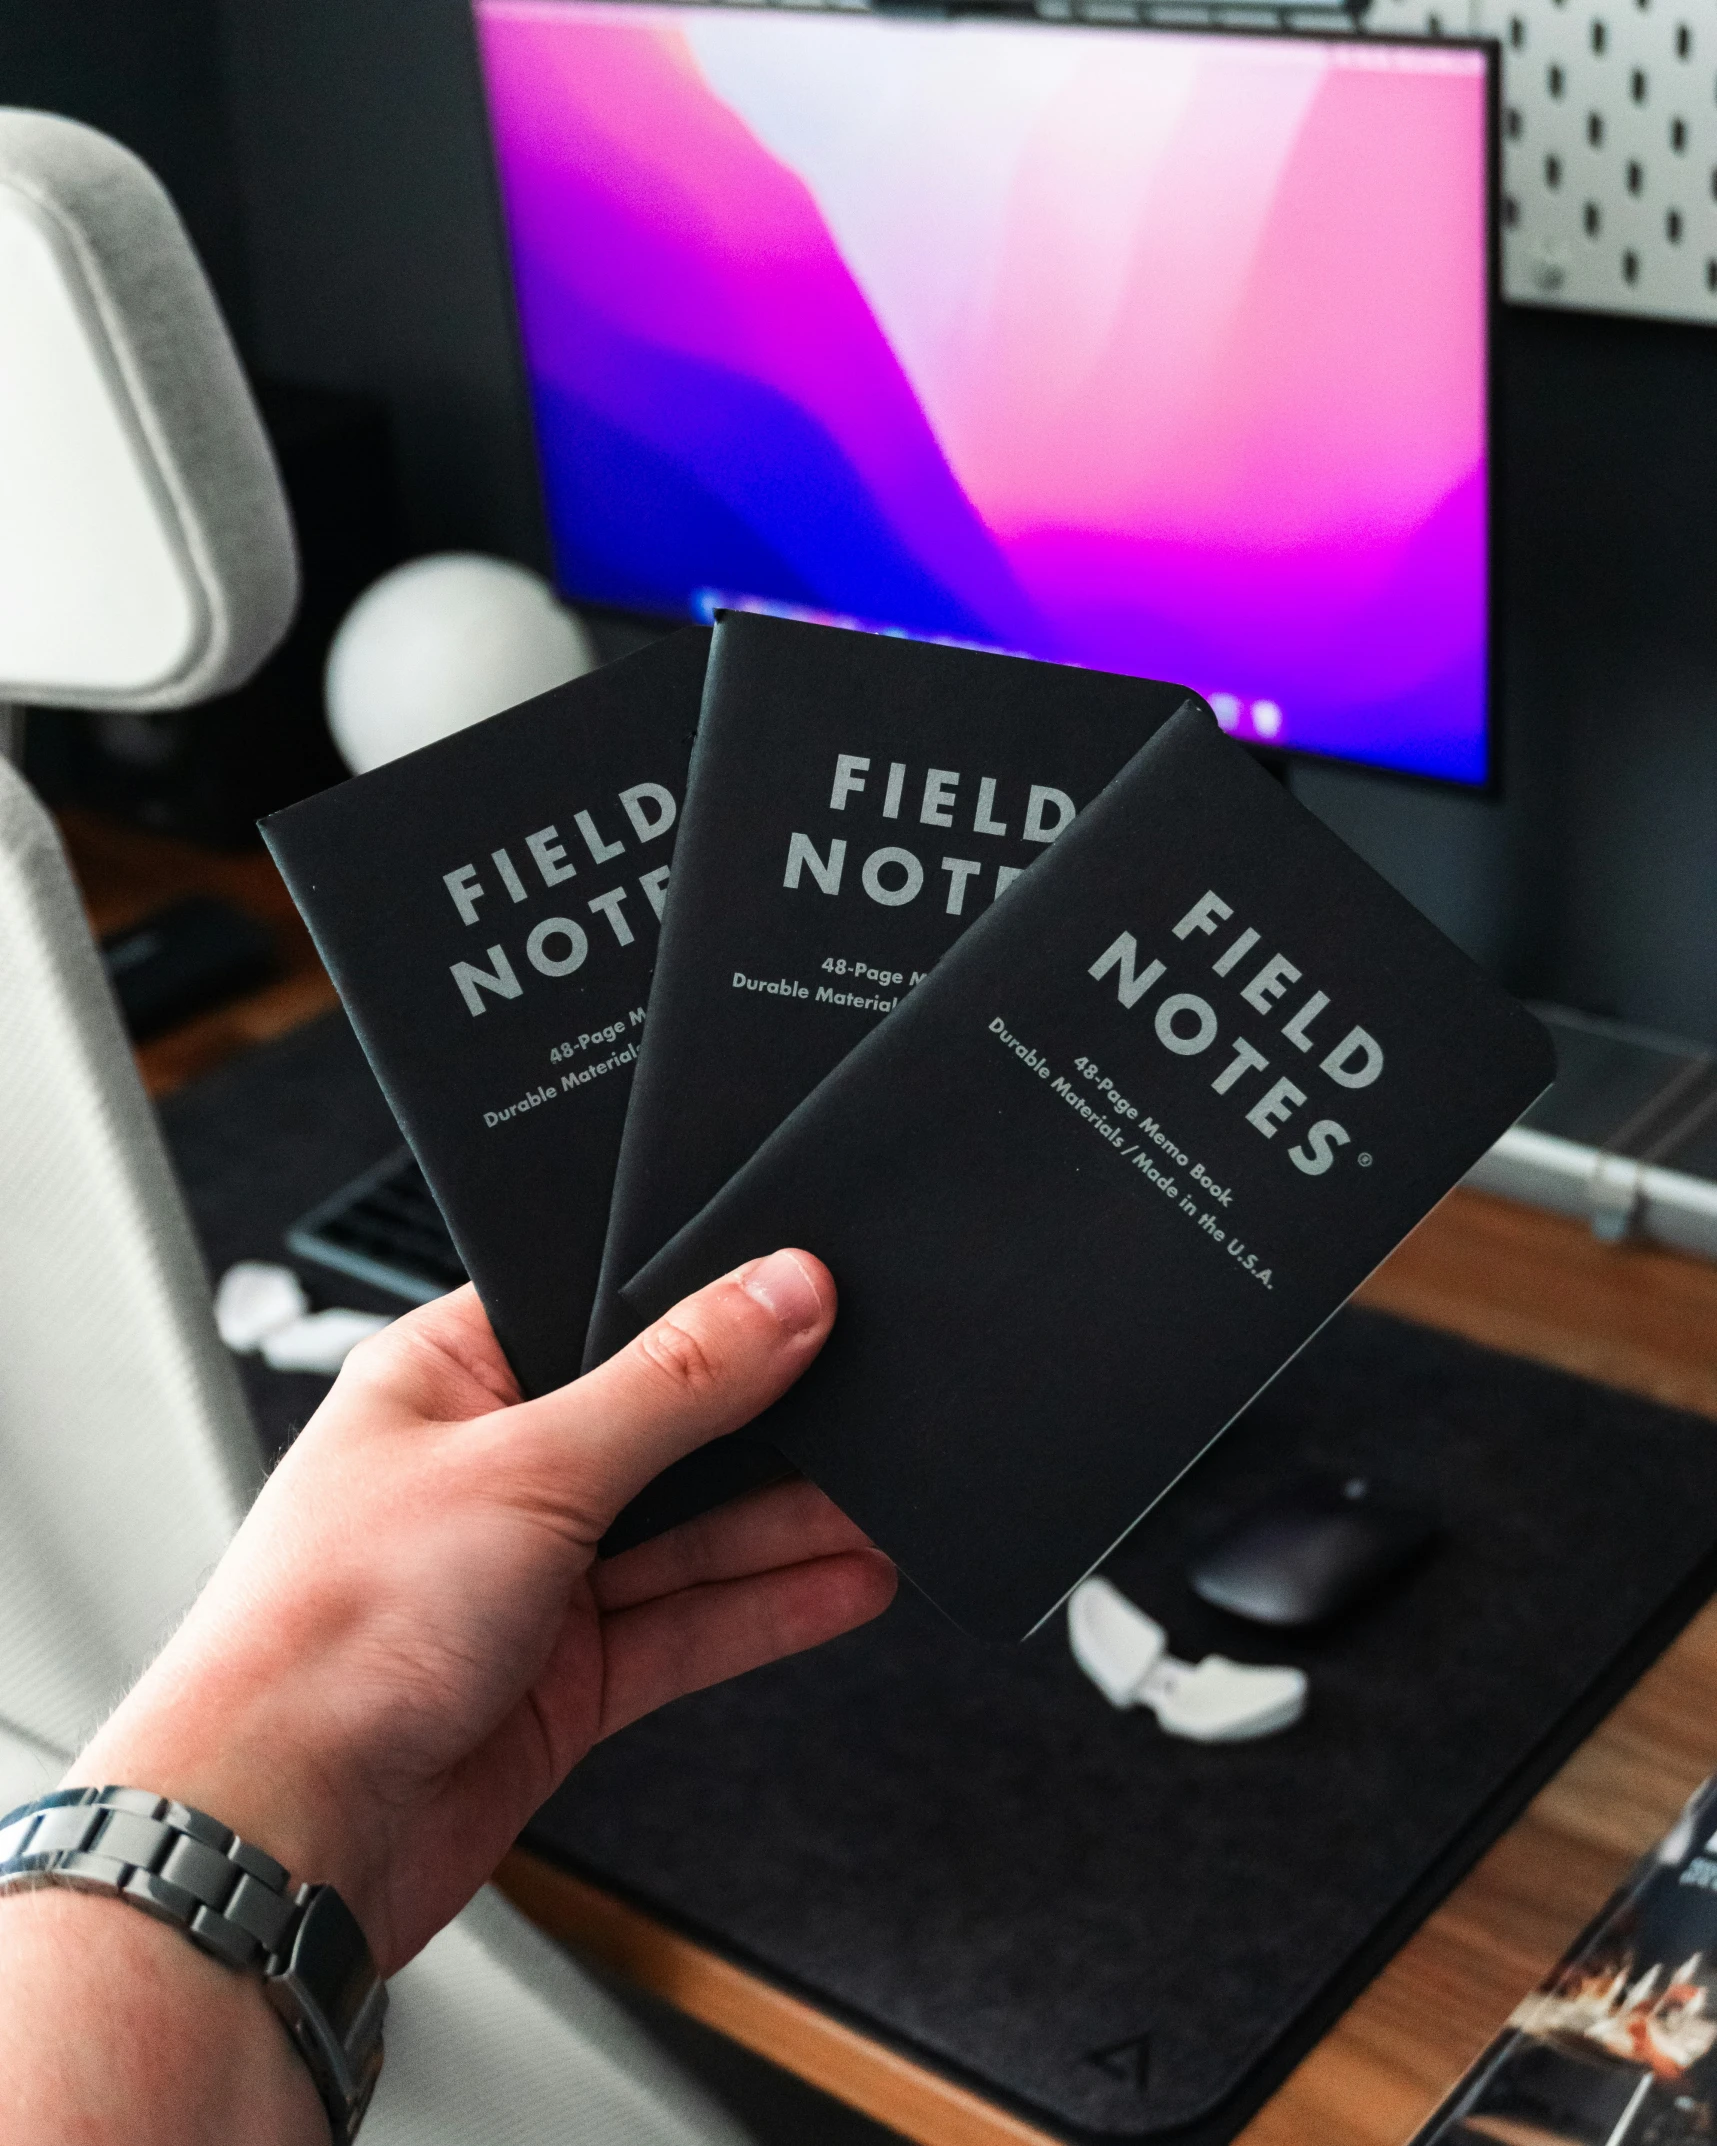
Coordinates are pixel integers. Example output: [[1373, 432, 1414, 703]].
[[159, 1015, 1717, 2143], [524, 1321, 1717, 2145]]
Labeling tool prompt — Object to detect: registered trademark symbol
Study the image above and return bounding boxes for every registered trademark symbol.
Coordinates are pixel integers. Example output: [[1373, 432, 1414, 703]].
[[1358, 1152, 1372, 1166]]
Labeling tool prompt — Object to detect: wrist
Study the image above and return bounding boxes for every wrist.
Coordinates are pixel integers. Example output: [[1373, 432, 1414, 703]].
[[67, 1663, 386, 1960], [2, 1784, 389, 2142], [0, 1884, 325, 2146]]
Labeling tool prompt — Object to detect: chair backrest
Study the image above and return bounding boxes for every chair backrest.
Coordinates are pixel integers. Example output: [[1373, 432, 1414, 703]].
[[0, 109, 298, 711], [0, 757, 262, 1760]]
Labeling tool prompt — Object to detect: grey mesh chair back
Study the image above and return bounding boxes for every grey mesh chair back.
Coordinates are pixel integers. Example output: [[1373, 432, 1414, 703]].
[[0, 759, 260, 1779]]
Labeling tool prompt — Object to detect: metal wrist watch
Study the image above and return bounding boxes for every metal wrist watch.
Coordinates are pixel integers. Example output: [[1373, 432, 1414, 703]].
[[0, 1785, 386, 2142]]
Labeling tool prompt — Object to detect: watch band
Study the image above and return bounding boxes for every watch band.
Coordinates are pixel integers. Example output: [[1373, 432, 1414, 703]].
[[0, 1785, 386, 2141]]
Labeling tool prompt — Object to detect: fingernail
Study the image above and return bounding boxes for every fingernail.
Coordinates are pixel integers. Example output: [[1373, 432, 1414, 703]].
[[740, 1250, 824, 1337]]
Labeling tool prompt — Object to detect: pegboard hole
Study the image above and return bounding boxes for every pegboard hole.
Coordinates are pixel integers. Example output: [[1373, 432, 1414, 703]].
[[1628, 157, 1645, 190], [1668, 207, 1684, 239], [1624, 247, 1641, 279], [1591, 17, 1607, 49], [1706, 257, 1717, 290], [1511, 14, 1526, 44], [1673, 117, 1688, 149], [1507, 105, 1524, 137], [1504, 193, 1521, 226], [1633, 67, 1649, 100], [1588, 109, 1605, 143], [1676, 23, 1692, 58], [1546, 152, 1563, 184], [1550, 61, 1566, 94], [1585, 199, 1602, 233]]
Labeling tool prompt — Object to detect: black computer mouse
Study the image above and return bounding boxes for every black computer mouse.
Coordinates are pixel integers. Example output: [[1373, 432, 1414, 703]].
[[1187, 1474, 1441, 1628]]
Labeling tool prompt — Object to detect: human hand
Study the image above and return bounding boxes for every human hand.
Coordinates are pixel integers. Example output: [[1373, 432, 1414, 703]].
[[68, 1249, 894, 1975]]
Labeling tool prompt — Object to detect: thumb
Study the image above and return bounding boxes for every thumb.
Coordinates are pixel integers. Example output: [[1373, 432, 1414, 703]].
[[508, 1249, 835, 1533]]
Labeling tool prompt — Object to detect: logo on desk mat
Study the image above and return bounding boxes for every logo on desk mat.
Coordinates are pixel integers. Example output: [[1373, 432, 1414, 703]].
[[1086, 2032, 1152, 2092]]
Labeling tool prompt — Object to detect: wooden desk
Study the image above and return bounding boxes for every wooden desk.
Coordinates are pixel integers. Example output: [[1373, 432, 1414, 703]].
[[61, 808, 338, 1098], [74, 813, 1717, 2146]]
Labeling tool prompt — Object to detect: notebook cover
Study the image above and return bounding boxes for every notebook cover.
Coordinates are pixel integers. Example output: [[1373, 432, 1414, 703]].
[[591, 613, 1200, 1545], [623, 705, 1554, 1640], [261, 629, 707, 1398]]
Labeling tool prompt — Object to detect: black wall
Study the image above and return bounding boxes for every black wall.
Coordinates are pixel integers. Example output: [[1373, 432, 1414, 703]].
[[0, 0, 247, 327], [219, 0, 543, 560], [8, 0, 1716, 1042], [1298, 305, 1717, 1045]]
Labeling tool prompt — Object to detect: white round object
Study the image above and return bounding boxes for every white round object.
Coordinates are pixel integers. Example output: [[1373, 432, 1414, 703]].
[[325, 554, 597, 774]]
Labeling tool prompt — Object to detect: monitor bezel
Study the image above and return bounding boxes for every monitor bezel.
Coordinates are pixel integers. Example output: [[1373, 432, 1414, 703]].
[[466, 0, 1504, 797]]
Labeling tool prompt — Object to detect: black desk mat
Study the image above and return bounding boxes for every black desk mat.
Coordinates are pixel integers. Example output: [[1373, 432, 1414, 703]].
[[159, 1014, 1717, 2144]]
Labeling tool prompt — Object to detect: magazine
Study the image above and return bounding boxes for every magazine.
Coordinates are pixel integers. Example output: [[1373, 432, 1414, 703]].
[[1411, 1774, 1717, 2146]]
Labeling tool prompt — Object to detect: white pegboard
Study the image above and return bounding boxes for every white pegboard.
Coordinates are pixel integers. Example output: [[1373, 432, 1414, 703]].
[[1362, 0, 1717, 321]]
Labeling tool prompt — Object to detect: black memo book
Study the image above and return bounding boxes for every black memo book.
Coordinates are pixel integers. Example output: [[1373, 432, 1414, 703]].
[[262, 630, 708, 1398], [625, 706, 1554, 1640], [591, 614, 1199, 1543]]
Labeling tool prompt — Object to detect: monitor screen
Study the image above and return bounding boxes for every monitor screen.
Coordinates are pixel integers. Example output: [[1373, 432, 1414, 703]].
[[472, 1, 1494, 785]]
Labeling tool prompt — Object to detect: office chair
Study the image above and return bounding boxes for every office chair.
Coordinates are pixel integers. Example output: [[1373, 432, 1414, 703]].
[[0, 752, 261, 1802], [0, 112, 755, 2146]]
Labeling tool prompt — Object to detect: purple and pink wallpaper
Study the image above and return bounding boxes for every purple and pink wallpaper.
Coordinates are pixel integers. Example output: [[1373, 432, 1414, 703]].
[[474, 1, 1491, 782]]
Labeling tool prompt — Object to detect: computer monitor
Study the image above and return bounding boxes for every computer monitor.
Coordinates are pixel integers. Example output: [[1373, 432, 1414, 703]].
[[471, 1, 1495, 787]]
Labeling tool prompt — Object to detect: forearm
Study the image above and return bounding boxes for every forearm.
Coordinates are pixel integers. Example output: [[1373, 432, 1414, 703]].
[[0, 1887, 325, 2146], [0, 1256, 887, 2142]]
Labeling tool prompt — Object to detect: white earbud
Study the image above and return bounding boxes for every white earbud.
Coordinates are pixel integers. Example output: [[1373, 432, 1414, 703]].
[[214, 1261, 390, 1375], [1068, 1574, 1168, 1705], [1067, 1577, 1307, 1742]]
